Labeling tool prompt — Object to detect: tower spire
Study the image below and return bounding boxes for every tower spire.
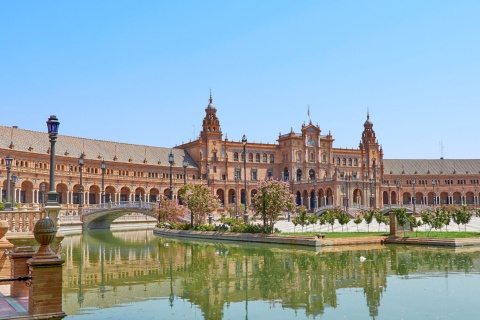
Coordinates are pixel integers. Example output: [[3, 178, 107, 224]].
[[209, 89, 212, 104]]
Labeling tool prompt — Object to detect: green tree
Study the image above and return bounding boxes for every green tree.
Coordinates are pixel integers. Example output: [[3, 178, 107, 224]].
[[251, 179, 296, 233], [353, 214, 363, 232], [394, 208, 409, 235], [294, 205, 309, 232], [373, 210, 385, 232], [363, 210, 374, 232], [420, 209, 434, 232], [324, 209, 336, 232], [337, 209, 351, 232], [178, 184, 219, 227], [307, 214, 317, 232], [452, 205, 472, 231]]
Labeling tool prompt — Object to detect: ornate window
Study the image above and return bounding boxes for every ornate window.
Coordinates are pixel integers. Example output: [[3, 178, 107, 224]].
[[233, 152, 239, 161]]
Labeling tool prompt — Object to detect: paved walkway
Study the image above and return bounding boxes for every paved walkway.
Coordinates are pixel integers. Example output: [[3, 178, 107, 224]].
[[273, 216, 480, 233]]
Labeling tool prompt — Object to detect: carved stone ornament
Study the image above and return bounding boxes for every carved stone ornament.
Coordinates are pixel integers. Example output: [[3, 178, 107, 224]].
[[32, 217, 57, 259]]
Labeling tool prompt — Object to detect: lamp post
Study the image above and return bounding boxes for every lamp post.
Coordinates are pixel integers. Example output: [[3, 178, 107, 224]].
[[40, 182, 46, 207], [369, 179, 373, 209], [101, 160, 106, 207], [46, 115, 60, 205], [412, 179, 416, 214], [242, 135, 248, 223], [183, 158, 188, 185], [474, 185, 478, 216], [11, 174, 18, 206], [309, 170, 317, 212], [345, 174, 350, 211], [78, 156, 84, 208], [432, 180, 436, 210], [169, 151, 174, 200], [396, 181, 401, 207], [4, 155, 13, 210], [235, 172, 239, 221]]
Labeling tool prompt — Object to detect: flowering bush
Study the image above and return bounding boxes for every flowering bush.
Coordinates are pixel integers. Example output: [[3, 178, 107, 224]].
[[178, 184, 219, 227], [252, 179, 295, 233]]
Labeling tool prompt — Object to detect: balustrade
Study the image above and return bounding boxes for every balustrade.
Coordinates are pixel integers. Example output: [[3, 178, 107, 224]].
[[0, 209, 45, 233]]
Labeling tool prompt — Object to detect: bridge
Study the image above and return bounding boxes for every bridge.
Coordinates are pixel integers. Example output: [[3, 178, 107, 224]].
[[80, 201, 158, 229]]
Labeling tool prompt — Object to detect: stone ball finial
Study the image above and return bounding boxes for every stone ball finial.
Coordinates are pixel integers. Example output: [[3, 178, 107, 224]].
[[32, 217, 57, 259]]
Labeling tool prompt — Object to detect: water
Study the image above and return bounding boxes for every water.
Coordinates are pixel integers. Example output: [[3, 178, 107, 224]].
[[61, 229, 480, 319]]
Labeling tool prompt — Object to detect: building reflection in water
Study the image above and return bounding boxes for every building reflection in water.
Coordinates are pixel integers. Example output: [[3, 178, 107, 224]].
[[61, 230, 480, 319]]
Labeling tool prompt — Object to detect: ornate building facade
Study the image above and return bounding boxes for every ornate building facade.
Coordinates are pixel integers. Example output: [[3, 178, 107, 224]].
[[1, 95, 479, 215]]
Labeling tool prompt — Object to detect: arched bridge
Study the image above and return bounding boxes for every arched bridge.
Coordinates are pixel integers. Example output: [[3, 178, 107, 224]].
[[81, 201, 158, 229]]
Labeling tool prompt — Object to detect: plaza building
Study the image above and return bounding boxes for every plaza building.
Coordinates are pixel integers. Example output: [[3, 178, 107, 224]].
[[1, 95, 479, 216]]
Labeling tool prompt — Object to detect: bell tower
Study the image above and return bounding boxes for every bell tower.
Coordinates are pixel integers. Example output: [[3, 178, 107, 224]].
[[200, 91, 222, 140]]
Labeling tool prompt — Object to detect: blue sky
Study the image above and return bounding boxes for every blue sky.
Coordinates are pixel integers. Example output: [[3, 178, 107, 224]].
[[1, 1, 479, 159]]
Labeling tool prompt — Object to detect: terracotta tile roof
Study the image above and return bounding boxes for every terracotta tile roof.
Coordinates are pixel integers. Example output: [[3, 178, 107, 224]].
[[384, 159, 480, 175], [0, 125, 198, 168]]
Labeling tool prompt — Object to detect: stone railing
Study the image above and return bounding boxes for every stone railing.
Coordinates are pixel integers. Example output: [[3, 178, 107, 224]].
[[0, 206, 46, 233]]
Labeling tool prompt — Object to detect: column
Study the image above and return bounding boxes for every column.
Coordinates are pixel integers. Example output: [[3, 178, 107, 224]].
[[307, 196, 311, 210], [0, 187, 2, 202]]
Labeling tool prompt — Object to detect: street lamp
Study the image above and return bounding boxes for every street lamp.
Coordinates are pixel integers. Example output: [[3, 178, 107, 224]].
[[235, 172, 239, 221], [101, 159, 106, 207], [396, 181, 401, 207], [169, 151, 174, 200], [242, 135, 248, 223], [343, 174, 350, 211], [11, 174, 18, 205], [46, 115, 60, 204], [78, 156, 84, 208], [369, 179, 373, 210], [474, 185, 478, 217], [183, 157, 188, 185], [40, 183, 46, 207], [412, 179, 416, 214], [310, 171, 317, 212], [432, 180, 436, 210], [4, 155, 13, 210]]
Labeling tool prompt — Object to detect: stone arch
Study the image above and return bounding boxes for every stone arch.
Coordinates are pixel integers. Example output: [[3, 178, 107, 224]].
[[415, 192, 423, 204], [105, 186, 116, 203], [326, 188, 333, 206], [56, 183, 68, 205], [440, 192, 449, 205], [228, 188, 236, 204], [466, 191, 474, 205], [302, 190, 309, 208], [353, 188, 363, 206], [216, 189, 225, 206], [382, 190, 389, 205], [135, 187, 146, 201], [319, 188, 325, 206], [296, 169, 302, 182], [149, 188, 160, 202], [89, 185, 101, 204], [120, 186, 131, 202], [403, 192, 411, 205], [453, 191, 462, 205], [20, 180, 34, 204], [296, 190, 302, 206], [427, 191, 435, 205]]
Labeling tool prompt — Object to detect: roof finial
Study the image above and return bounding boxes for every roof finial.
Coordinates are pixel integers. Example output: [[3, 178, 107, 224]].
[[209, 88, 212, 104], [367, 107, 370, 120]]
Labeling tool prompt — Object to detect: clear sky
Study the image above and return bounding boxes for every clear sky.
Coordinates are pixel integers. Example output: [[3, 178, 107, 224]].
[[1, 1, 479, 159]]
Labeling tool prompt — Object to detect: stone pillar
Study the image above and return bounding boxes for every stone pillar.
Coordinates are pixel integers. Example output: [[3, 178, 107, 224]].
[[0, 220, 14, 281], [27, 217, 65, 317], [389, 211, 397, 236], [9, 246, 35, 297]]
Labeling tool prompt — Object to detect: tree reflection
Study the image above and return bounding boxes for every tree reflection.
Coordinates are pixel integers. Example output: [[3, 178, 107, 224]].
[[61, 231, 480, 319]]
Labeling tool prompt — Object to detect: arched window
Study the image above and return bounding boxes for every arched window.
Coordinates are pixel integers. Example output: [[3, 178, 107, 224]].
[[297, 152, 301, 162], [354, 158, 358, 166], [342, 158, 346, 166], [234, 152, 239, 161], [256, 153, 260, 162], [270, 154, 274, 163], [310, 152, 314, 162], [322, 154, 327, 164], [248, 153, 253, 162], [296, 169, 302, 182], [263, 154, 267, 163], [348, 158, 352, 166], [241, 152, 245, 161], [336, 158, 340, 165]]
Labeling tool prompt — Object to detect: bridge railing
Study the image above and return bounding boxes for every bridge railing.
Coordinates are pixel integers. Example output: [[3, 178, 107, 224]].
[[81, 201, 158, 215]]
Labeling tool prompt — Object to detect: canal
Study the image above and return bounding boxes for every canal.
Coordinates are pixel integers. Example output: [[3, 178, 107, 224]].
[[62, 229, 480, 319]]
